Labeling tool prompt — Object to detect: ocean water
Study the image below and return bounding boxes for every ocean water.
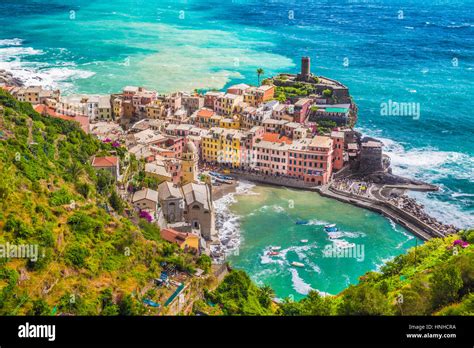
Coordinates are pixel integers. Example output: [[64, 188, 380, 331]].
[[223, 183, 420, 300]]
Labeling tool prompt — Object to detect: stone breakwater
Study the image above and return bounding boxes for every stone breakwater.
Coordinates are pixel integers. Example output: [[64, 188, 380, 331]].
[[317, 181, 459, 241]]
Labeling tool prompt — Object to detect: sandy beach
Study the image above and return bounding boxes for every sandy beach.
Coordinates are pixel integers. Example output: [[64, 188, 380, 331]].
[[212, 180, 239, 201]]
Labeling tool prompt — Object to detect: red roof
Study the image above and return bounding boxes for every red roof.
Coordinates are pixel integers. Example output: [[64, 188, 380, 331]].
[[91, 156, 118, 167], [262, 133, 293, 144], [34, 105, 90, 134], [1, 86, 15, 92]]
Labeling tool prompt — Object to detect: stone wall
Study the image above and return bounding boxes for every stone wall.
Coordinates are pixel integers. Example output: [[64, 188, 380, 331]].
[[230, 172, 317, 189]]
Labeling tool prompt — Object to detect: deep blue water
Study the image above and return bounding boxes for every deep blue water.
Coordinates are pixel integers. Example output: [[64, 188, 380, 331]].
[[0, 0, 473, 226]]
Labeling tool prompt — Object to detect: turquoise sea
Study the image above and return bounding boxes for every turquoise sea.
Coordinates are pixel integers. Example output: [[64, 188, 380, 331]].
[[1, 0, 472, 297], [220, 183, 420, 300]]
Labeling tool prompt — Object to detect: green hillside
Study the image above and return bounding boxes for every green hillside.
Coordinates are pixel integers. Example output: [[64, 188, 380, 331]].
[[0, 90, 199, 315]]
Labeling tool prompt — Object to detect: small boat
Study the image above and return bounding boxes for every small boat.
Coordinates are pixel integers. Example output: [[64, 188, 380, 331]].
[[268, 251, 279, 256], [271, 246, 281, 251], [324, 224, 338, 232], [291, 262, 305, 268], [295, 220, 309, 225], [300, 239, 308, 243], [215, 177, 232, 184]]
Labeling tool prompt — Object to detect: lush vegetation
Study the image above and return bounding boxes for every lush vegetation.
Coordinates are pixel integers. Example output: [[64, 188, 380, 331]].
[[0, 91, 200, 315], [200, 233, 473, 316], [200, 270, 275, 315]]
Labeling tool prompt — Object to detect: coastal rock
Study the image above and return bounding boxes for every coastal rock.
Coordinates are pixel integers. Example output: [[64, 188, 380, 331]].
[[0, 69, 24, 87]]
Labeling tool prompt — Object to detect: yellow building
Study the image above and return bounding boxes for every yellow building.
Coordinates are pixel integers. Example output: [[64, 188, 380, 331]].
[[146, 100, 165, 119], [215, 93, 243, 116], [219, 116, 240, 129], [202, 127, 243, 168], [202, 127, 223, 164]]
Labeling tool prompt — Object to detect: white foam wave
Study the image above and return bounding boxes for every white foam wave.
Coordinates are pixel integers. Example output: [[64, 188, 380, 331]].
[[214, 180, 256, 257], [359, 134, 474, 227], [0, 38, 24, 46], [0, 38, 95, 93], [288, 268, 313, 295], [378, 137, 474, 182], [307, 219, 330, 226]]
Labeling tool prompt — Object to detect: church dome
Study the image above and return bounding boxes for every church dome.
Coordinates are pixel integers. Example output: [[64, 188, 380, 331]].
[[184, 141, 197, 154]]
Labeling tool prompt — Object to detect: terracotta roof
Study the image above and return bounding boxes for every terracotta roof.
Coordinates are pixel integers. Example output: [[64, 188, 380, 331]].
[[197, 108, 214, 118], [160, 228, 197, 247], [34, 105, 90, 133], [262, 132, 292, 144], [91, 156, 118, 167]]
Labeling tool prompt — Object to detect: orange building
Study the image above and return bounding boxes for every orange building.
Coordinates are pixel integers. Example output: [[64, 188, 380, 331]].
[[160, 228, 199, 253]]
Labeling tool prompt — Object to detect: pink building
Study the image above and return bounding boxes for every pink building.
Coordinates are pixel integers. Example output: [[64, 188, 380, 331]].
[[294, 98, 311, 123], [331, 130, 345, 171], [253, 133, 292, 176], [287, 136, 334, 185]]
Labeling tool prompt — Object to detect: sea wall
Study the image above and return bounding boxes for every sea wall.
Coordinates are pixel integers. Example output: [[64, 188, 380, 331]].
[[316, 186, 446, 241], [230, 172, 315, 190]]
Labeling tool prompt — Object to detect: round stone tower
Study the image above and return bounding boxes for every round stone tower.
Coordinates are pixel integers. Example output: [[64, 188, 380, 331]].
[[301, 56, 311, 81]]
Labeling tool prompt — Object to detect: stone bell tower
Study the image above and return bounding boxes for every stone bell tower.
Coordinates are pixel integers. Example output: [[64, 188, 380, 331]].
[[180, 141, 198, 185]]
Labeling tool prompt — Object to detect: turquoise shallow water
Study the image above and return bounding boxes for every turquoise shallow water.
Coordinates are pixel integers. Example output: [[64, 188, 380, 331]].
[[225, 184, 420, 300], [1, 0, 472, 227]]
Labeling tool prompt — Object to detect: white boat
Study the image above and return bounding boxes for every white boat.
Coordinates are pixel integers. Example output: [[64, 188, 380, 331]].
[[291, 262, 305, 268], [300, 239, 308, 243], [271, 246, 281, 251]]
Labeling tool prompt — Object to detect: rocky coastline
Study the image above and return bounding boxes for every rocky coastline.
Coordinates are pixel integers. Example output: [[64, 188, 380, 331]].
[[0, 69, 24, 87]]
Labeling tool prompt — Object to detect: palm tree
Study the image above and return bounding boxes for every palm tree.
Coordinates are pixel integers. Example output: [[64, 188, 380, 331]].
[[67, 161, 84, 181], [256, 68, 264, 86], [259, 284, 275, 307]]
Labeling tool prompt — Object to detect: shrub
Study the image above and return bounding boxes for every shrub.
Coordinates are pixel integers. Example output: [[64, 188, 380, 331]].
[[430, 263, 463, 309], [67, 212, 103, 236], [109, 190, 124, 214], [65, 243, 90, 268], [197, 254, 212, 274], [49, 188, 74, 207]]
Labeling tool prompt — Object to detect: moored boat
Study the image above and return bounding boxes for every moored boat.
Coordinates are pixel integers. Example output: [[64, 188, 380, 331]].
[[291, 261, 304, 268], [324, 223, 338, 232], [295, 220, 309, 225], [300, 239, 308, 243], [271, 246, 281, 251]]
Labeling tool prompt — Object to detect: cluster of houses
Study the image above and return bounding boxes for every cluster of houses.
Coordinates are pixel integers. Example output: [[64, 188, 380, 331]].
[[1, 56, 385, 256]]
